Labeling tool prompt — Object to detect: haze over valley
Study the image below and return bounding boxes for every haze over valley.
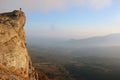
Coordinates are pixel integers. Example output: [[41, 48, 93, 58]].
[[27, 33, 120, 80]]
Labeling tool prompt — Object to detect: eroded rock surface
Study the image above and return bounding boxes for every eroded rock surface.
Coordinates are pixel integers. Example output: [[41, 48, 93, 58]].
[[0, 10, 39, 80]]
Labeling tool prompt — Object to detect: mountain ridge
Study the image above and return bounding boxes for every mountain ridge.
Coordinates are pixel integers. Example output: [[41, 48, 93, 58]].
[[61, 33, 120, 48]]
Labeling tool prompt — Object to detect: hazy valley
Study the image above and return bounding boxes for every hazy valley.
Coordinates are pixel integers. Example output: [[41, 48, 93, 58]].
[[28, 33, 120, 80]]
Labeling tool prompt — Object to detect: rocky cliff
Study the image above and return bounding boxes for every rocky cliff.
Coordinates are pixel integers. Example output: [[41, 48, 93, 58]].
[[0, 10, 41, 80]]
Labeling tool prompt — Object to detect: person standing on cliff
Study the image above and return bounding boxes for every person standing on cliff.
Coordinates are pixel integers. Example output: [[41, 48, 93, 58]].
[[20, 8, 22, 11]]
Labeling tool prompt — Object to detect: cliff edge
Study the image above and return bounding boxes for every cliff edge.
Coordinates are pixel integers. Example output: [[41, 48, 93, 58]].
[[0, 10, 41, 80]]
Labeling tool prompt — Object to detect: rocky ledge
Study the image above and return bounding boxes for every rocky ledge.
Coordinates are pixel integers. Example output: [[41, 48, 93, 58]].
[[0, 10, 39, 80]]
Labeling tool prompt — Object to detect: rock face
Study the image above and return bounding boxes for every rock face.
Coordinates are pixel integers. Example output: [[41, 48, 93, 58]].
[[0, 10, 38, 80]]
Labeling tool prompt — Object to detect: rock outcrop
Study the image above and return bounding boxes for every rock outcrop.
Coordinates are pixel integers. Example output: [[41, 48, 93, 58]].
[[0, 10, 39, 80]]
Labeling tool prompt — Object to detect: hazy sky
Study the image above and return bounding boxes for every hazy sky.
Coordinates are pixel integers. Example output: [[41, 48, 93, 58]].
[[0, 0, 120, 39]]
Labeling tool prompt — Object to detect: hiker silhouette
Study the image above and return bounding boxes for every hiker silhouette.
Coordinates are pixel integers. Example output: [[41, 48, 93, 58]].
[[20, 8, 22, 11]]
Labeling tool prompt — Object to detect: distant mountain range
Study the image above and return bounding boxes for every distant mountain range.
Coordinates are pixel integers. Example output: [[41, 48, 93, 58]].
[[27, 33, 120, 48], [64, 33, 120, 48]]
